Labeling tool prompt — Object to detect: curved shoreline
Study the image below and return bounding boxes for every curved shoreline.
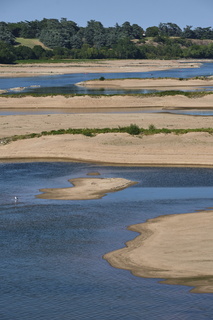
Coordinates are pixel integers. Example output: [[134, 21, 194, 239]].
[[103, 210, 213, 294]]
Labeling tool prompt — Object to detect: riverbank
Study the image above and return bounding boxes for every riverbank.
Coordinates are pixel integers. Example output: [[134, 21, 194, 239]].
[[0, 94, 213, 112], [1, 132, 213, 167], [0, 59, 202, 77], [104, 209, 213, 293]]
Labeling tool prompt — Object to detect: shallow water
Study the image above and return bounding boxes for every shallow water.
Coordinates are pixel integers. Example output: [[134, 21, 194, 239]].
[[1, 62, 213, 95], [1, 162, 213, 320]]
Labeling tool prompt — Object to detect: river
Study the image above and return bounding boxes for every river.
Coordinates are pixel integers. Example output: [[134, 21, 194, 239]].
[[1, 63, 213, 319], [1, 162, 213, 320]]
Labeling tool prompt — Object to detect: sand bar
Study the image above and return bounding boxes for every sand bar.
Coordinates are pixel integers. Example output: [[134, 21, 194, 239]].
[[104, 210, 213, 293], [77, 77, 213, 91], [1, 107, 213, 140], [37, 177, 137, 200], [0, 94, 213, 112], [0, 59, 202, 78], [1, 132, 213, 167], [0, 58, 212, 166]]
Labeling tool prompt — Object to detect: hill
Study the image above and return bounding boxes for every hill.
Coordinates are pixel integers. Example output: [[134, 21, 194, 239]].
[[15, 38, 50, 50]]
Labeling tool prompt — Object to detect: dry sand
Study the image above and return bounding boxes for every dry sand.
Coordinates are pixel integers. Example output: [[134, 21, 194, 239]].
[[0, 59, 202, 77], [37, 177, 137, 200], [1, 94, 213, 112], [104, 210, 213, 293], [1, 132, 213, 167], [78, 77, 213, 91]]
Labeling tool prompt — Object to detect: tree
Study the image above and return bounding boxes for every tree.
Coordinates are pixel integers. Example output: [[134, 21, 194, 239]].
[[0, 41, 16, 63], [182, 25, 195, 39], [14, 46, 35, 60], [145, 26, 159, 37], [159, 23, 182, 37], [84, 20, 106, 48], [113, 38, 140, 59], [32, 45, 46, 59], [0, 22, 15, 44], [19, 20, 42, 38], [132, 24, 144, 39]]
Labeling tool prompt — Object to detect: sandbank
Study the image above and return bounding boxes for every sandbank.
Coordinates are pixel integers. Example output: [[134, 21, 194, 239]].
[[1, 132, 213, 167], [0, 59, 202, 78], [0, 58, 212, 167], [78, 77, 213, 91], [37, 177, 137, 200], [104, 210, 213, 293]]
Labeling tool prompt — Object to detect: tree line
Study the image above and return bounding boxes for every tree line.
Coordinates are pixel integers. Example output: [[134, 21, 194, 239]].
[[0, 19, 213, 63]]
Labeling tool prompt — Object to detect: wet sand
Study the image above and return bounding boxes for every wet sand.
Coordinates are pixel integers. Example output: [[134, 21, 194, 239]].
[[37, 177, 137, 200], [104, 210, 213, 293]]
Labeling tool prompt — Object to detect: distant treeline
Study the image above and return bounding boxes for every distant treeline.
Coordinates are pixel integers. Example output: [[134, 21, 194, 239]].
[[0, 19, 213, 63]]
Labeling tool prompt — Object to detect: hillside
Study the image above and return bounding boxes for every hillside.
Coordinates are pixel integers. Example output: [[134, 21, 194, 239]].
[[15, 38, 50, 49]]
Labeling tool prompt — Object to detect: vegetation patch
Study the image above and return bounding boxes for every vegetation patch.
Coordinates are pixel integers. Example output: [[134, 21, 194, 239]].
[[1, 125, 213, 145], [1, 91, 213, 99]]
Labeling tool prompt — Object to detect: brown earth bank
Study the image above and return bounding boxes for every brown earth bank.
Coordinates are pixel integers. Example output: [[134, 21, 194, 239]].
[[103, 210, 213, 294], [0, 59, 204, 77]]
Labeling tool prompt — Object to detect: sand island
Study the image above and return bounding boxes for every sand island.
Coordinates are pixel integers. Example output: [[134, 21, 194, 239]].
[[37, 176, 137, 200]]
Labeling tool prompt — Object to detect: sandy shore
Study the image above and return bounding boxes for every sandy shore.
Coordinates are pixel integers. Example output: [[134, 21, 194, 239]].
[[0, 59, 202, 77], [0, 59, 212, 167], [1, 94, 213, 112], [37, 176, 137, 200], [1, 132, 213, 167], [104, 210, 213, 293], [78, 77, 213, 91]]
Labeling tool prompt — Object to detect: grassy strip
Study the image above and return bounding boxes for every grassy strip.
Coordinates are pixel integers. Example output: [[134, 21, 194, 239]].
[[1, 91, 213, 98], [1, 125, 213, 145], [15, 59, 107, 64], [90, 75, 213, 81]]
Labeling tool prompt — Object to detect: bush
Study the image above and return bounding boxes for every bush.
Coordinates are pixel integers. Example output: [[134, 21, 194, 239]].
[[148, 124, 156, 131], [99, 76, 105, 81], [126, 124, 140, 135]]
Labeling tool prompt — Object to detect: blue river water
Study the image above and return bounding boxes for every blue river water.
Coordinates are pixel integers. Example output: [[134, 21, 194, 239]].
[[1, 162, 213, 320], [1, 61, 213, 116], [1, 61, 213, 95]]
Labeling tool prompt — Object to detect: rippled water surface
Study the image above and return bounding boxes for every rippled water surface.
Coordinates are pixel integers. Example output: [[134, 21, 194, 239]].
[[1, 162, 213, 320], [1, 62, 213, 95]]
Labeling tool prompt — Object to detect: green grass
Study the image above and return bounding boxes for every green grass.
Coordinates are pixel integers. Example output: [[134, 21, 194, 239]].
[[1, 125, 213, 145], [2, 91, 213, 98], [15, 37, 50, 49], [15, 58, 110, 64]]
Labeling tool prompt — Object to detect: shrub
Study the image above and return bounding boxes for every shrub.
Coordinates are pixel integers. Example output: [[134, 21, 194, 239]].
[[126, 124, 140, 135], [148, 124, 156, 131], [99, 76, 105, 81]]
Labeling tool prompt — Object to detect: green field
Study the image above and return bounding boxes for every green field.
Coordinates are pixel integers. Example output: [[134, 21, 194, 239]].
[[15, 38, 50, 49]]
